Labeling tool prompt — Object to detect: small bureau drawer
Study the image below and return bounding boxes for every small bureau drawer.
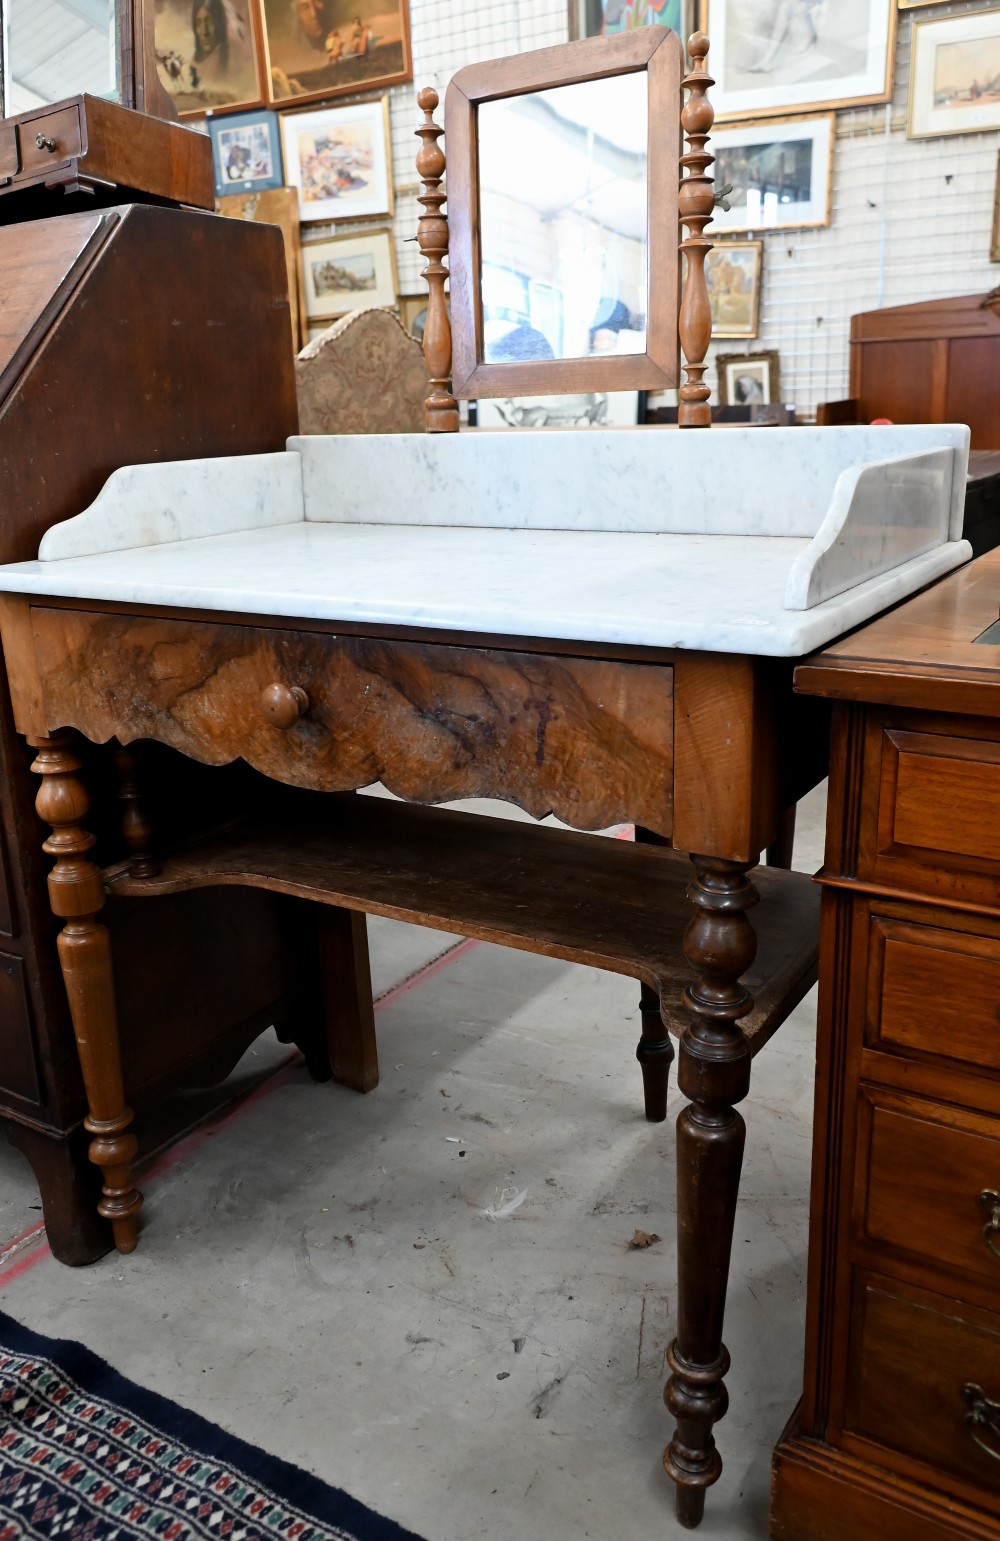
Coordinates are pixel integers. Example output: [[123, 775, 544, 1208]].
[[848, 1276, 1000, 1501], [869, 729, 1000, 903], [17, 105, 83, 173], [858, 1088, 1000, 1286], [867, 915, 1000, 1073], [28, 609, 675, 838]]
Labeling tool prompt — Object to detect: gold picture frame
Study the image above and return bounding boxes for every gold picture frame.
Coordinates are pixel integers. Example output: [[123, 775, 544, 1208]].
[[300, 228, 398, 324], [711, 113, 835, 234], [397, 294, 428, 341], [907, 8, 1000, 140], [706, 240, 763, 338], [716, 348, 780, 406], [262, 0, 412, 108], [155, 0, 267, 117]]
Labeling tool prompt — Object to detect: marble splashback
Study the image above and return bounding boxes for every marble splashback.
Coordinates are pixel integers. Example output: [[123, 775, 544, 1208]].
[[293, 425, 970, 539], [38, 453, 303, 563]]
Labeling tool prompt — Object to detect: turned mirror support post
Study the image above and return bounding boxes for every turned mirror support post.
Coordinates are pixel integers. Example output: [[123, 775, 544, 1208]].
[[416, 88, 459, 434], [678, 33, 715, 429]]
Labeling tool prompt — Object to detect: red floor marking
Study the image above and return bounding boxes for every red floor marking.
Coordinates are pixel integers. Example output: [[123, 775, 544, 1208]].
[[0, 935, 480, 1288]]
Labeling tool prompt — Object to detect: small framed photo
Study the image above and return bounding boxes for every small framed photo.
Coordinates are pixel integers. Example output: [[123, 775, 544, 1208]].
[[300, 230, 398, 323], [716, 350, 780, 407], [907, 8, 1000, 140], [155, 0, 265, 117], [398, 294, 429, 342], [568, 0, 694, 39], [709, 0, 896, 120], [711, 114, 834, 234], [706, 240, 763, 338], [281, 98, 393, 224], [263, 0, 412, 108], [209, 111, 283, 197], [473, 392, 642, 428]]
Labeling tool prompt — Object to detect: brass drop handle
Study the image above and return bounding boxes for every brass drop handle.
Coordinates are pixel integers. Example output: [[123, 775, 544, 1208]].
[[979, 1190, 1000, 1259], [260, 682, 309, 729], [34, 133, 57, 153], [964, 1384, 1000, 1462]]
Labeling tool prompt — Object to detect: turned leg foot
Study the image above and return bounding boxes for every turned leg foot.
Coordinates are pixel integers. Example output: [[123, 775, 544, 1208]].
[[33, 736, 142, 1254], [663, 854, 757, 1526], [636, 978, 673, 1122]]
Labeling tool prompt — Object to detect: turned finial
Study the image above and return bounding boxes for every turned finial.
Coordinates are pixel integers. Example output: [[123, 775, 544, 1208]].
[[416, 87, 459, 434], [678, 32, 715, 429]]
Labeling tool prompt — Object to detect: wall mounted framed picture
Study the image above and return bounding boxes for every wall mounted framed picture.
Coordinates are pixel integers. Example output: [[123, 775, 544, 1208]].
[[263, 0, 412, 106], [209, 110, 283, 196], [993, 151, 1000, 263], [907, 8, 1000, 140], [155, 0, 266, 116], [716, 349, 780, 406], [300, 229, 398, 323], [706, 240, 763, 338], [711, 113, 834, 233], [472, 392, 642, 428], [281, 98, 393, 224], [398, 294, 428, 342], [567, 0, 695, 39], [707, 0, 896, 120]]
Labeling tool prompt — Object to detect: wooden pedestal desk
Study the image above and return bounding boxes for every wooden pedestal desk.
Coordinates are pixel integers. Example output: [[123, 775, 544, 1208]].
[[772, 547, 1000, 1540], [0, 423, 972, 1526]]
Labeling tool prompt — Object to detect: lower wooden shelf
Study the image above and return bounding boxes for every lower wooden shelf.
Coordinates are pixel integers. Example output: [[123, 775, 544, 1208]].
[[106, 794, 820, 1049]]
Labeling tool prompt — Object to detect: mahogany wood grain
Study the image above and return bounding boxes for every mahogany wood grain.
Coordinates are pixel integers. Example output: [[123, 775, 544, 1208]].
[[0, 213, 111, 391], [105, 795, 820, 1057], [444, 27, 682, 399], [867, 914, 1000, 1073], [24, 610, 676, 838], [317, 907, 378, 1094]]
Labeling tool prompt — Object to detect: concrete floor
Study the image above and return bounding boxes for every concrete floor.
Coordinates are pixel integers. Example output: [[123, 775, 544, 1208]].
[[0, 785, 827, 1541]]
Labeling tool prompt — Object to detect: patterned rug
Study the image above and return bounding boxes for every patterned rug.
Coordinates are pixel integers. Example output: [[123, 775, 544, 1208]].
[[0, 1310, 425, 1541]]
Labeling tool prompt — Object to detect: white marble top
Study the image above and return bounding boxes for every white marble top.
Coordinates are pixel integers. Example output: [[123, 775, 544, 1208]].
[[0, 521, 970, 657], [0, 422, 973, 658]]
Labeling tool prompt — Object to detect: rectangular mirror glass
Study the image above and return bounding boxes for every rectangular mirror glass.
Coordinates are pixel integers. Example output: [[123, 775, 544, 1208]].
[[478, 75, 648, 365], [5, 0, 119, 114], [445, 28, 682, 400]]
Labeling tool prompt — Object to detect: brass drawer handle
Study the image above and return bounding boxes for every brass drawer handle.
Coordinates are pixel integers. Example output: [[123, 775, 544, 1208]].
[[980, 1190, 1000, 1260], [261, 682, 309, 729], [964, 1384, 1000, 1462], [34, 133, 57, 153]]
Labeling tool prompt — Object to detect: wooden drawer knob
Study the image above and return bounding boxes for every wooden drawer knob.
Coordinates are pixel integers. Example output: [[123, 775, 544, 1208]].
[[261, 682, 309, 729]]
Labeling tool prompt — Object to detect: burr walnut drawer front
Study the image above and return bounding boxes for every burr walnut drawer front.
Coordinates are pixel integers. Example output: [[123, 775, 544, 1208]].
[[27, 608, 675, 837], [869, 728, 1000, 904], [17, 105, 83, 173], [847, 1275, 1000, 1504], [856, 1087, 1000, 1288], [866, 914, 1000, 1074]]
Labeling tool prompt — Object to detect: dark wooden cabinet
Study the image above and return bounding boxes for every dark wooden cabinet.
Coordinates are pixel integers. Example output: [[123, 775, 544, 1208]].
[[0, 202, 313, 1265], [771, 549, 1000, 1540]]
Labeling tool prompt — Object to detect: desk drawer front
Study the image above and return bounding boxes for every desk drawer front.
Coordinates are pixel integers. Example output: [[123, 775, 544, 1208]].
[[858, 1088, 1000, 1286], [848, 1277, 1000, 1503], [867, 915, 1000, 1073], [18, 106, 83, 173], [29, 609, 674, 837]]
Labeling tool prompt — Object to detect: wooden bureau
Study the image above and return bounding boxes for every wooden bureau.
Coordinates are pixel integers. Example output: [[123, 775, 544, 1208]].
[[771, 547, 1000, 1540]]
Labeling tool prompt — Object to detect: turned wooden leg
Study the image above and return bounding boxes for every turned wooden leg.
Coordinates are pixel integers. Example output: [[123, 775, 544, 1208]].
[[664, 854, 757, 1529], [634, 826, 673, 1121], [636, 978, 673, 1122], [32, 736, 142, 1255]]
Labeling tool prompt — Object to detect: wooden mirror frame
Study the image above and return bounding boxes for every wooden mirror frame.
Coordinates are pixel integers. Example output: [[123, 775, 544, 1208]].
[[119, 0, 178, 121], [444, 27, 682, 400]]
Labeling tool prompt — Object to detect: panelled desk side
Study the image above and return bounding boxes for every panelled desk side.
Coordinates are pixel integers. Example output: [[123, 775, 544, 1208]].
[[773, 547, 1000, 1540]]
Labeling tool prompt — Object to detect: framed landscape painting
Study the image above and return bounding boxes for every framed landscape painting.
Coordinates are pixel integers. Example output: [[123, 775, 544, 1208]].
[[908, 9, 1000, 140], [263, 0, 412, 106], [711, 114, 834, 233], [707, 0, 896, 119], [300, 230, 398, 322], [281, 98, 393, 223], [705, 240, 763, 338]]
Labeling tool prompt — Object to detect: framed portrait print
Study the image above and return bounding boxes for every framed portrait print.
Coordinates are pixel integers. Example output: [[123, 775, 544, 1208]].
[[281, 98, 393, 223], [155, 0, 265, 116], [908, 9, 1000, 140], [708, 0, 896, 120], [716, 349, 780, 406], [209, 110, 283, 196], [300, 230, 398, 322], [711, 114, 833, 233], [263, 0, 412, 107], [706, 240, 763, 338]]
